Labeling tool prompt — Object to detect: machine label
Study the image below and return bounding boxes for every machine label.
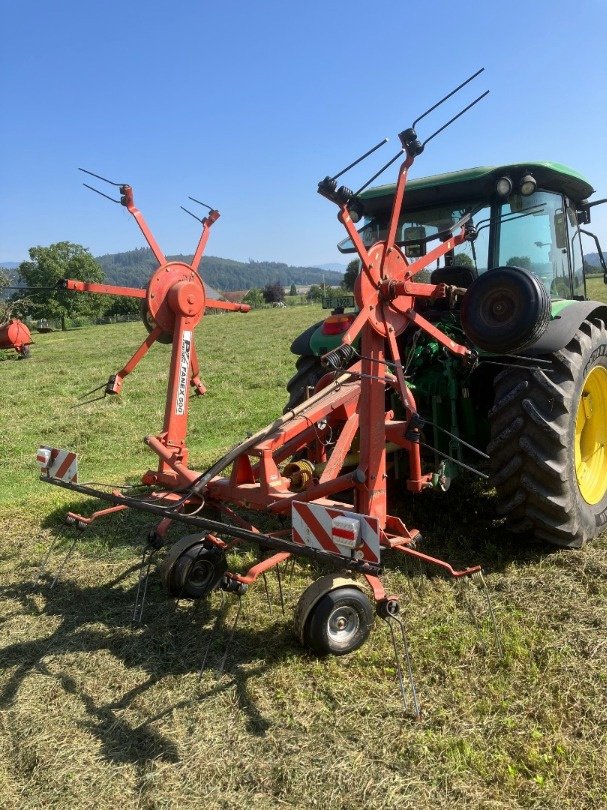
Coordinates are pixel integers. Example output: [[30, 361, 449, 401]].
[[175, 330, 192, 415]]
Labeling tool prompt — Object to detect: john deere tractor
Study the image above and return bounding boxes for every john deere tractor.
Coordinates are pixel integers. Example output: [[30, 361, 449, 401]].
[[286, 162, 607, 548]]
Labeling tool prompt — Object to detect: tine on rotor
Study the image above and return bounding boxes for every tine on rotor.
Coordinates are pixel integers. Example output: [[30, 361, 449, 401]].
[[198, 594, 228, 679], [384, 614, 421, 719], [33, 535, 61, 587], [472, 570, 504, 658], [275, 563, 285, 617], [287, 557, 296, 583], [216, 596, 243, 677], [131, 546, 155, 626], [49, 537, 78, 589], [262, 572, 273, 616]]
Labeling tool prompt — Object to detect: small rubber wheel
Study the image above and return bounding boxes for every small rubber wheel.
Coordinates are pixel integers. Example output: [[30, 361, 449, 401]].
[[304, 586, 374, 656], [164, 543, 227, 599], [17, 345, 31, 359], [461, 266, 550, 353]]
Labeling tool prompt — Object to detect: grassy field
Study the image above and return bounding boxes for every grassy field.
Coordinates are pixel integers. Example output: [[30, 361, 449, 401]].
[[1, 303, 607, 809]]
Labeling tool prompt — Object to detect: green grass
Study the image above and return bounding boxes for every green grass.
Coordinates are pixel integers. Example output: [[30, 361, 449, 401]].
[[1, 306, 607, 809]]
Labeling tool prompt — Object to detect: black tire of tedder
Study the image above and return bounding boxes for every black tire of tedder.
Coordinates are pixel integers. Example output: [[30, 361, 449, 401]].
[[461, 266, 551, 354], [283, 355, 327, 413], [304, 587, 374, 656], [489, 318, 607, 548], [161, 536, 228, 599]]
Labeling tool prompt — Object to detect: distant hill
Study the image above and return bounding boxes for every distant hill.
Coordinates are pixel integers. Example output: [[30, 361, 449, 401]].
[[94, 248, 344, 291], [585, 252, 607, 269]]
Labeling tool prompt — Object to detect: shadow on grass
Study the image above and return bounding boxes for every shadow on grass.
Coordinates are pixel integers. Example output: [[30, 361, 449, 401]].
[[0, 538, 298, 765], [0, 478, 573, 772]]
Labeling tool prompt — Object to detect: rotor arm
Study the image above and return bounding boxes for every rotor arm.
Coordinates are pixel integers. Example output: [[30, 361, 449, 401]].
[[206, 299, 251, 313], [190, 210, 220, 274], [120, 186, 167, 266], [105, 325, 164, 395], [60, 279, 147, 298]]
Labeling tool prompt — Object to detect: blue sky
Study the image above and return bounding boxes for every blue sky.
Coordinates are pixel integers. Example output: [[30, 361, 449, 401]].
[[1, 0, 606, 268]]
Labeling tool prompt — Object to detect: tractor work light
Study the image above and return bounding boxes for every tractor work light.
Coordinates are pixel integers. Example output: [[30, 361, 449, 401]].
[[496, 176, 513, 197], [520, 173, 537, 196]]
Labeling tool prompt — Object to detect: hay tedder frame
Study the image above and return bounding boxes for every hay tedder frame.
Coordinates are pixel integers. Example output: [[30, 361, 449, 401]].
[[38, 71, 501, 715]]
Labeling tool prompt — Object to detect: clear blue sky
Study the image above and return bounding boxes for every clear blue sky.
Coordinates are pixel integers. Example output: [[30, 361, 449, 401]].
[[1, 0, 606, 269]]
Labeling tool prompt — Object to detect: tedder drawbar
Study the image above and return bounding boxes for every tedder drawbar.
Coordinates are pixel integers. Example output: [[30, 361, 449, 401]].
[[37, 72, 508, 716]]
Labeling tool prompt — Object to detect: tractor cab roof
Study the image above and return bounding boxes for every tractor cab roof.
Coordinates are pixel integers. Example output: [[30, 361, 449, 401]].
[[359, 162, 594, 216]]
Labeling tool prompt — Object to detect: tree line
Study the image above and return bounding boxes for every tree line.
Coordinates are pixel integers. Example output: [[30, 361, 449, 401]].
[[2, 242, 361, 328]]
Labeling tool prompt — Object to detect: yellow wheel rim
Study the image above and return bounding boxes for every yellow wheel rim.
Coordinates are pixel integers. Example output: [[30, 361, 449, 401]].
[[575, 365, 607, 505]]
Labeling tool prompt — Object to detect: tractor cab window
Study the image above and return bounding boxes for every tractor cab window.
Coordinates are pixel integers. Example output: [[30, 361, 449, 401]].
[[496, 190, 571, 299], [337, 202, 491, 282]]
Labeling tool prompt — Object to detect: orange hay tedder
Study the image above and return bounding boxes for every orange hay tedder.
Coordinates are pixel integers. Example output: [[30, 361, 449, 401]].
[[37, 71, 503, 715]]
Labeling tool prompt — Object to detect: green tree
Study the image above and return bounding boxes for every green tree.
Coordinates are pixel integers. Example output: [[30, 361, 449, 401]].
[[506, 256, 531, 270], [17, 242, 105, 330], [243, 288, 264, 308], [452, 253, 474, 268], [342, 259, 360, 292], [306, 284, 322, 302], [289, 283, 297, 296]]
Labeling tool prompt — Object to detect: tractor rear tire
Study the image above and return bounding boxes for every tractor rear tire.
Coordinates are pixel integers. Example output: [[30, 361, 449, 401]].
[[283, 355, 326, 413], [489, 317, 607, 548]]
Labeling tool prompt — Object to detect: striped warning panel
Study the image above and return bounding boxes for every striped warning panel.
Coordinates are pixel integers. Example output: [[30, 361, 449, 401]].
[[39, 447, 78, 484], [292, 501, 381, 564]]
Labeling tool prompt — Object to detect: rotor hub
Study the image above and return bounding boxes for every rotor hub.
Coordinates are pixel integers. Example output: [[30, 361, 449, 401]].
[[146, 262, 206, 334]]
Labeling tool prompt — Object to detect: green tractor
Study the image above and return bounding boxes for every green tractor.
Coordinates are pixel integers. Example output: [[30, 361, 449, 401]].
[[286, 162, 607, 548]]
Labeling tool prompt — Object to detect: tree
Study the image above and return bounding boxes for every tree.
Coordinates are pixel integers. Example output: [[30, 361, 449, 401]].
[[289, 283, 297, 296], [262, 280, 285, 304], [506, 256, 531, 270], [103, 295, 142, 318], [452, 253, 474, 268], [342, 259, 360, 292], [17, 242, 106, 330], [243, 288, 264, 308], [306, 284, 322, 302]]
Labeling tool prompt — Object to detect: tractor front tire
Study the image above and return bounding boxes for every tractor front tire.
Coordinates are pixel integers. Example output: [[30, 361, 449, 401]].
[[489, 317, 607, 548]]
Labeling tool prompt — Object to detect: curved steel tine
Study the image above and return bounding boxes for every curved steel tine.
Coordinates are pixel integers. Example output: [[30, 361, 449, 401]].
[[198, 593, 228, 679], [217, 596, 243, 676], [262, 572, 273, 616], [49, 537, 78, 589], [472, 570, 504, 658], [275, 563, 285, 616], [131, 545, 156, 625], [33, 535, 61, 587], [384, 613, 421, 719]]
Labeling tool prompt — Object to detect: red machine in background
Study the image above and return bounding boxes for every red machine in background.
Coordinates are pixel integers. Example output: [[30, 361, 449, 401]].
[[0, 318, 32, 358]]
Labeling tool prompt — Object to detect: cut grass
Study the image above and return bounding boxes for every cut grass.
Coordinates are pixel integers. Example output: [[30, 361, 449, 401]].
[[1, 304, 607, 809]]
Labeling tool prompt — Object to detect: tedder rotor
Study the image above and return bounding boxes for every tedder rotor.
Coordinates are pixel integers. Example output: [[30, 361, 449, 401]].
[[37, 72, 506, 715]]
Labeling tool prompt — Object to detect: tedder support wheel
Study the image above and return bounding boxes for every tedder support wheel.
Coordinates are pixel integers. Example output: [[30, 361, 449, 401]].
[[303, 586, 374, 656], [283, 355, 327, 413], [489, 317, 607, 548], [160, 535, 227, 599]]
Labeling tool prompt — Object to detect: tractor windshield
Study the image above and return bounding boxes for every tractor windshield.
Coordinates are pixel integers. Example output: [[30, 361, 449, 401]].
[[337, 201, 491, 277]]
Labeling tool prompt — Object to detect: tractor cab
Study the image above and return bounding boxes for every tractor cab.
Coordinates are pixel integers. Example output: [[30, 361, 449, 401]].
[[338, 162, 597, 302]]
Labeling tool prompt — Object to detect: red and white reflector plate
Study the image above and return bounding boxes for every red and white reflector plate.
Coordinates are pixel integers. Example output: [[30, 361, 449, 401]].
[[292, 501, 381, 564], [36, 446, 78, 483]]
